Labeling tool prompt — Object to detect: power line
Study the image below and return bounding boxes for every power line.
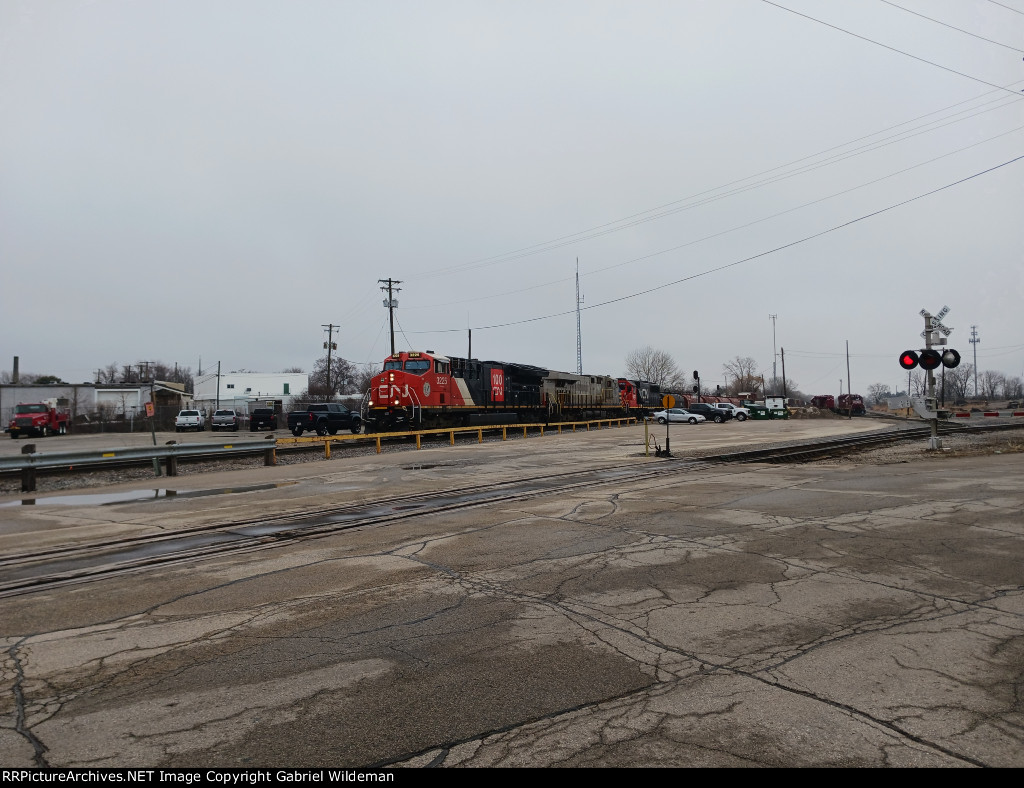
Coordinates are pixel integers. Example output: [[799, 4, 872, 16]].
[[877, 0, 1024, 52], [408, 154, 1024, 335], [760, 0, 1024, 97], [407, 80, 1022, 285], [405, 121, 1024, 312], [986, 1, 1024, 17]]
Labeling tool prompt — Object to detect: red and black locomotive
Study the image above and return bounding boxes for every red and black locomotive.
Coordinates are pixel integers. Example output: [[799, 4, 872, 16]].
[[366, 350, 652, 432]]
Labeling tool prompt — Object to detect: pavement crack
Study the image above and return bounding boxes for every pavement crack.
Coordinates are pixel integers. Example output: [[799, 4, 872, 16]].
[[7, 639, 50, 767]]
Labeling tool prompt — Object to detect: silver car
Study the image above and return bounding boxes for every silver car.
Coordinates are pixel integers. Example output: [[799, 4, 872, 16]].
[[650, 408, 707, 425]]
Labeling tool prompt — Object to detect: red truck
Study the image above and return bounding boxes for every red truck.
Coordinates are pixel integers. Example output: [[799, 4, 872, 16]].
[[7, 400, 71, 438]]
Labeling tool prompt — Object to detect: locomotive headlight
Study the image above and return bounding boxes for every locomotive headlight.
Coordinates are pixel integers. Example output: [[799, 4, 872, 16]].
[[389, 373, 395, 381], [394, 399, 399, 405], [369, 400, 374, 406]]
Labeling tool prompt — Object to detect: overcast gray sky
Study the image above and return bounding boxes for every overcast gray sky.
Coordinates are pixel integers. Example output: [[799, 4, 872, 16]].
[[2, 0, 1022, 396]]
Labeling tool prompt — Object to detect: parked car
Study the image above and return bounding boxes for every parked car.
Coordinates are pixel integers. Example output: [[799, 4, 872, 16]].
[[684, 403, 732, 423], [650, 408, 707, 425], [175, 409, 206, 432], [211, 409, 241, 431], [712, 403, 751, 421], [286, 403, 362, 436], [249, 407, 278, 431]]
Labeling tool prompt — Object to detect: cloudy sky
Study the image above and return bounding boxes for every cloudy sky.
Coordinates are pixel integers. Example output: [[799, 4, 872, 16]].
[[2, 0, 1022, 396]]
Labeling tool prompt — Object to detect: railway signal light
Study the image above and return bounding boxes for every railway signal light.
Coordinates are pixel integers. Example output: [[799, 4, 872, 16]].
[[898, 348, 962, 370], [918, 349, 943, 371]]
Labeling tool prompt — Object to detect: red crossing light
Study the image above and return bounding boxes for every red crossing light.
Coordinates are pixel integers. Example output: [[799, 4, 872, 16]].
[[918, 349, 942, 371], [899, 351, 919, 370]]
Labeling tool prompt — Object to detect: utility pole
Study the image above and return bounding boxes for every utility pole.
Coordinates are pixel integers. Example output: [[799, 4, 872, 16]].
[[576, 259, 584, 375], [969, 325, 980, 397], [322, 323, 339, 395], [780, 347, 787, 397], [769, 314, 777, 395], [845, 340, 852, 419], [216, 361, 221, 409], [379, 278, 402, 356]]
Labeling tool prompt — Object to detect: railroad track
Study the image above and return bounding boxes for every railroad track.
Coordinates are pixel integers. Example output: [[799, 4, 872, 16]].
[[1, 421, 1018, 599]]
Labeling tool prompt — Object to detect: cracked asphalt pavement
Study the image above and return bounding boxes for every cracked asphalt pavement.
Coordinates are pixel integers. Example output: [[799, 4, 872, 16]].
[[1, 420, 1022, 767]]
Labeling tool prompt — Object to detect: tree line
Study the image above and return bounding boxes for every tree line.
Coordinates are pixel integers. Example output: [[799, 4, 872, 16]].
[[624, 345, 1023, 405]]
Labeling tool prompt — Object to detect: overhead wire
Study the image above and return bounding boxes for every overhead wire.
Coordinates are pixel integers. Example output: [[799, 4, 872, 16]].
[[985, 1, 1024, 17], [760, 0, 1024, 97], [403, 118, 1024, 311], [877, 0, 1024, 52], [406, 154, 1024, 334], [406, 81, 1023, 285]]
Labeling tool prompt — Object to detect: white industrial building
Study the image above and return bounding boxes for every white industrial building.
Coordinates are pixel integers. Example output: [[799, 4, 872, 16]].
[[192, 372, 308, 414]]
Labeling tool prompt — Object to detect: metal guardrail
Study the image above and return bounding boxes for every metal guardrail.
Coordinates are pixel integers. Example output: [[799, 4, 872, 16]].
[[278, 417, 639, 458], [0, 441, 277, 492], [1, 418, 638, 491]]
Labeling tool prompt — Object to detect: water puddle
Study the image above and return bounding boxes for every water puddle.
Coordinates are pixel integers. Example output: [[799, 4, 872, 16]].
[[1, 483, 296, 507]]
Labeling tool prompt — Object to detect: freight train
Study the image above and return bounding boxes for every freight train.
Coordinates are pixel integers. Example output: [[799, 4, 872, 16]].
[[366, 350, 624, 431], [365, 350, 741, 432], [810, 394, 866, 415]]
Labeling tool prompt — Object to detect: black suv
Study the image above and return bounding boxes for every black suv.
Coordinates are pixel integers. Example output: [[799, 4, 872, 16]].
[[249, 407, 278, 431], [685, 402, 733, 423]]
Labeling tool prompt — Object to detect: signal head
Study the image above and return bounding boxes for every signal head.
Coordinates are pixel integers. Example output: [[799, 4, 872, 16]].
[[941, 349, 961, 368], [899, 350, 919, 370], [918, 349, 942, 371]]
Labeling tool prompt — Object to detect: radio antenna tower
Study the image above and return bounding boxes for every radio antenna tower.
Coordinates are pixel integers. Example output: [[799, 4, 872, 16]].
[[575, 259, 584, 374]]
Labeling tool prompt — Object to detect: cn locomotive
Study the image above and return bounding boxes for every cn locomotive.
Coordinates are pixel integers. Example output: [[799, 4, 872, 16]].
[[365, 350, 658, 432]]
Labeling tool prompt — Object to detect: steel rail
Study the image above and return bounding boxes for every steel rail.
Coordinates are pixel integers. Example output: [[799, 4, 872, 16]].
[[1, 423, 1019, 598]]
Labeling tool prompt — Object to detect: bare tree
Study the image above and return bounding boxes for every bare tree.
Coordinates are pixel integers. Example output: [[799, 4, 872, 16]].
[[298, 355, 358, 401], [979, 370, 1005, 400], [624, 346, 679, 388], [353, 363, 377, 396], [866, 383, 892, 405], [721, 356, 762, 397], [1004, 375, 1023, 400], [282, 366, 305, 373], [942, 363, 973, 404]]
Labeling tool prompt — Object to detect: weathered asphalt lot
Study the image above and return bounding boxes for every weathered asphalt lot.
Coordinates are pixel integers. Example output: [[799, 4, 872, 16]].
[[1, 419, 1022, 767]]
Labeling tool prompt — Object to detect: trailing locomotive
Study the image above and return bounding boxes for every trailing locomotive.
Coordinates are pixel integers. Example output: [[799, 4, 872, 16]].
[[366, 350, 645, 432]]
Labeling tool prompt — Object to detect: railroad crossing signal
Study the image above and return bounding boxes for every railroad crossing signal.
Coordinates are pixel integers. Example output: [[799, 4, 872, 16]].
[[898, 348, 961, 370]]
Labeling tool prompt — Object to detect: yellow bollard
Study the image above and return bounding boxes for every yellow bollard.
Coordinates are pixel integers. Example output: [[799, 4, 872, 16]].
[[416, 434, 421, 449], [450, 431, 455, 445], [502, 427, 507, 440], [540, 426, 544, 436], [478, 429, 482, 443], [375, 436, 382, 454], [523, 426, 527, 438], [558, 424, 562, 434], [325, 440, 331, 459]]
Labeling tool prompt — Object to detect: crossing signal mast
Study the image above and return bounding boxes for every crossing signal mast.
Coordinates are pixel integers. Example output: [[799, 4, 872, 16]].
[[898, 305, 961, 449]]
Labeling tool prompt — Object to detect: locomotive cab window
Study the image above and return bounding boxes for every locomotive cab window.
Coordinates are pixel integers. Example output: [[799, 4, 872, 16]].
[[383, 361, 402, 371], [434, 361, 449, 374], [405, 360, 430, 374]]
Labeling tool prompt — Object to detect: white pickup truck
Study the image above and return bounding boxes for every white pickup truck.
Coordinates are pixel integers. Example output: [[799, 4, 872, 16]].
[[175, 409, 206, 432], [712, 403, 750, 421]]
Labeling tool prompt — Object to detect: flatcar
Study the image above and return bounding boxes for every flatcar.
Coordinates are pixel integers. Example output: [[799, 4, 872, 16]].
[[366, 350, 644, 432]]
